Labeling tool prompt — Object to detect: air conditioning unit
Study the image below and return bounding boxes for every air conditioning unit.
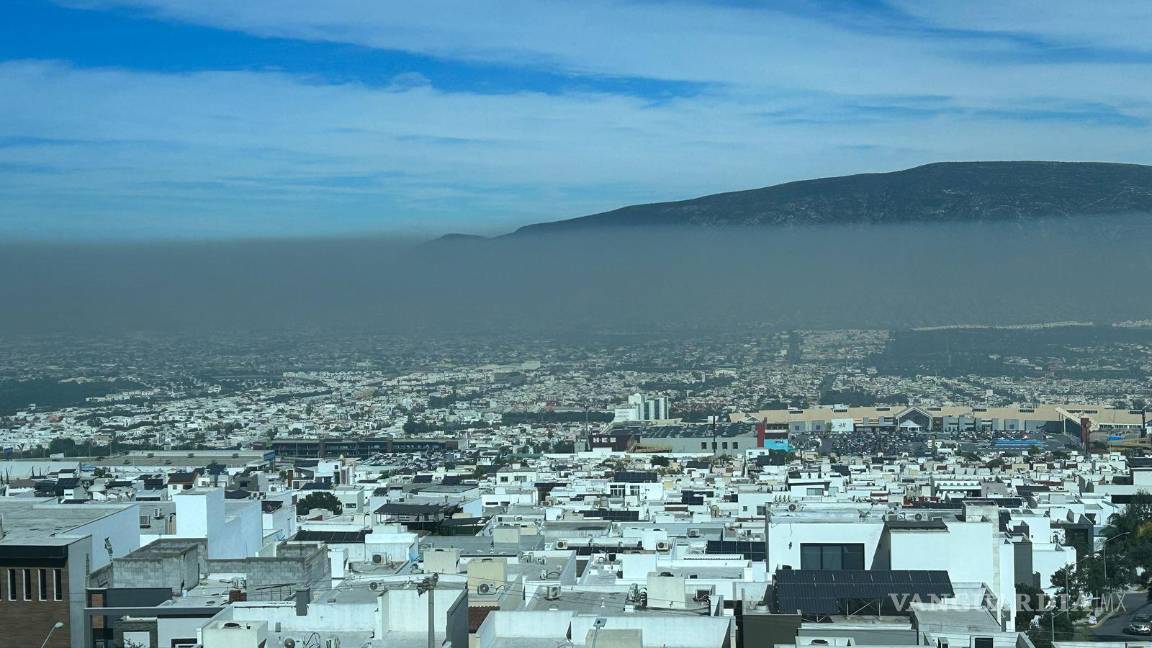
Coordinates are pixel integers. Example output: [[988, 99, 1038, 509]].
[[555, 540, 568, 549], [545, 585, 561, 600], [372, 554, 383, 564], [687, 529, 701, 538], [656, 541, 670, 551], [478, 583, 493, 595]]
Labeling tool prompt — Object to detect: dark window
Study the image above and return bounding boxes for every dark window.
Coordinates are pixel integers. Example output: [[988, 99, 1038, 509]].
[[799, 543, 865, 570], [973, 639, 993, 648], [22, 569, 32, 600], [6, 569, 14, 600], [700, 442, 707, 450], [53, 569, 63, 601], [38, 568, 48, 600]]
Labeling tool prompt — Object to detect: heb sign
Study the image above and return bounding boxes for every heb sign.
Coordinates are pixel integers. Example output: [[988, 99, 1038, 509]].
[[830, 418, 854, 433]]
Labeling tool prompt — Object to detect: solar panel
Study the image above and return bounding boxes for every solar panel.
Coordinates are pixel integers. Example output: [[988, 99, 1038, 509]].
[[774, 569, 954, 614]]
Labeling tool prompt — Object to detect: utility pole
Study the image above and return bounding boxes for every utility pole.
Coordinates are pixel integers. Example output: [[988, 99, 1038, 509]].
[[417, 573, 439, 648]]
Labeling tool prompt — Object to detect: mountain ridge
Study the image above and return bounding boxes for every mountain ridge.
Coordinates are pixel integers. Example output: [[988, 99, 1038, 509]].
[[438, 161, 1152, 240]]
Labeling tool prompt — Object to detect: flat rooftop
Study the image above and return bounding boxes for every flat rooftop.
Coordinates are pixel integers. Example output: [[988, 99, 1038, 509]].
[[0, 498, 135, 545]]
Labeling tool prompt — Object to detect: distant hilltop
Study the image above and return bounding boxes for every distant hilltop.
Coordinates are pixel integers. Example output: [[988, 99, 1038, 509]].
[[441, 161, 1152, 240]]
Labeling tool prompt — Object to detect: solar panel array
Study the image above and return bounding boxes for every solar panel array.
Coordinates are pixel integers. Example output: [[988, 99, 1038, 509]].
[[774, 569, 953, 614], [705, 540, 766, 561]]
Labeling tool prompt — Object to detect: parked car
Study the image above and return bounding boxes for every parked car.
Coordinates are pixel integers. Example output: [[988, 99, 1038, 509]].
[[1125, 621, 1152, 636]]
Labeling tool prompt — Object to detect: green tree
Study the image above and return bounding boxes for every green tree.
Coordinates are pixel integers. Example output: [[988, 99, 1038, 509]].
[[297, 491, 342, 516], [1017, 583, 1077, 648], [47, 437, 78, 456], [1099, 491, 1152, 583]]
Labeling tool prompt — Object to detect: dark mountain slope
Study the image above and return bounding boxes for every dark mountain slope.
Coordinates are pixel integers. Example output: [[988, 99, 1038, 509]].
[[506, 161, 1152, 236]]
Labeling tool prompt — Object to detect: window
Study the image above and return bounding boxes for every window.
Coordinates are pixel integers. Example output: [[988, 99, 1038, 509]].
[[700, 442, 707, 450], [6, 569, 14, 600], [629, 485, 641, 496], [732, 442, 739, 449], [38, 568, 48, 601], [610, 484, 625, 497], [721, 442, 728, 450], [22, 569, 32, 600], [800, 543, 865, 570], [53, 569, 62, 601]]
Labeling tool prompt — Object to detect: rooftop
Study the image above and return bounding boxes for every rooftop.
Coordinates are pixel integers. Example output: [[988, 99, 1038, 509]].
[[0, 498, 135, 545]]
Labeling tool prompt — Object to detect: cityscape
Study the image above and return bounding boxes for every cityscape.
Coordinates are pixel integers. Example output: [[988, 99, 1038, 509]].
[[0, 326, 1149, 648], [3, 2, 1152, 648]]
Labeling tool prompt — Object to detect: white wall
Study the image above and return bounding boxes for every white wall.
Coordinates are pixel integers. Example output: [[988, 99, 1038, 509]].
[[174, 490, 262, 559], [889, 521, 1016, 625], [767, 520, 886, 571], [159, 616, 211, 648], [1032, 546, 1075, 593], [71, 503, 142, 570], [377, 588, 464, 637], [569, 615, 731, 648], [230, 599, 377, 633], [477, 610, 575, 648]]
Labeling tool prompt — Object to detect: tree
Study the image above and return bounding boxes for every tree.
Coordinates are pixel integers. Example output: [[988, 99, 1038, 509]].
[[1104, 491, 1152, 577], [297, 491, 342, 516], [1052, 551, 1130, 603], [47, 437, 78, 456], [1017, 583, 1077, 648], [650, 455, 671, 467]]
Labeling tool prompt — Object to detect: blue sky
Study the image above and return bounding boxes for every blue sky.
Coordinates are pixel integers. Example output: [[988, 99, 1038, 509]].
[[2, 0, 1152, 239]]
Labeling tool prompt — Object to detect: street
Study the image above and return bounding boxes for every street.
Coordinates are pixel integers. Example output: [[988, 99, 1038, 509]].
[[1092, 591, 1152, 641]]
